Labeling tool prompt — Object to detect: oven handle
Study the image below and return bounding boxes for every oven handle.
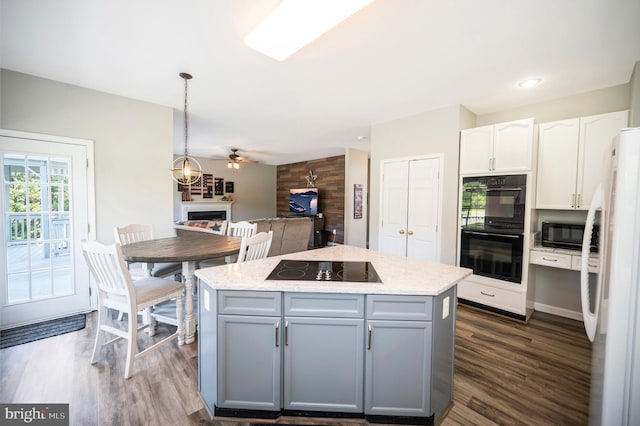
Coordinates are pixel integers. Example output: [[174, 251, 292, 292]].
[[462, 230, 521, 239], [485, 187, 523, 191]]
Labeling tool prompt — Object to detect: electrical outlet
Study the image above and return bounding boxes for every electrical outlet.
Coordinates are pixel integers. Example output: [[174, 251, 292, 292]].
[[442, 296, 449, 319]]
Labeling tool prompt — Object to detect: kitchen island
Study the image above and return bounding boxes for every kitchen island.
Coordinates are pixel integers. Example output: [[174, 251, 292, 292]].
[[195, 245, 471, 425]]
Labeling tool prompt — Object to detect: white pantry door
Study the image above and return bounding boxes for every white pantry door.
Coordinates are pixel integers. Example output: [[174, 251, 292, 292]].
[[1, 131, 93, 328], [380, 157, 441, 262], [379, 161, 409, 257], [406, 158, 440, 260]]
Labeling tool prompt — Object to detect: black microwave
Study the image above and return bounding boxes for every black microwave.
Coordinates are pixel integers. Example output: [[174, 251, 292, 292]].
[[541, 221, 599, 253]]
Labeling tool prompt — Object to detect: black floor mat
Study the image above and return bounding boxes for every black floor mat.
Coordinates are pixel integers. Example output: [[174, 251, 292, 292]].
[[0, 313, 86, 349]]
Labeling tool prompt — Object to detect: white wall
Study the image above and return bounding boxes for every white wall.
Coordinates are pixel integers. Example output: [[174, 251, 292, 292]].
[[370, 105, 465, 265], [344, 148, 369, 248], [476, 83, 630, 126], [172, 157, 276, 222], [0, 69, 174, 242]]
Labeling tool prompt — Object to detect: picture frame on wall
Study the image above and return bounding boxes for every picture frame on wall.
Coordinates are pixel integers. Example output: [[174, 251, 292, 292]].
[[203, 174, 213, 198], [225, 181, 234, 193], [354, 184, 363, 219], [214, 177, 224, 196]]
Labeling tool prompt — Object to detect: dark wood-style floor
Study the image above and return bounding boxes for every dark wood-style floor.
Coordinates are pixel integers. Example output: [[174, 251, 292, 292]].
[[0, 305, 592, 425]]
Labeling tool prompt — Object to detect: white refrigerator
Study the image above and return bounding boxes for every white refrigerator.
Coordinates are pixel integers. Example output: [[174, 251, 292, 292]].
[[580, 127, 640, 425]]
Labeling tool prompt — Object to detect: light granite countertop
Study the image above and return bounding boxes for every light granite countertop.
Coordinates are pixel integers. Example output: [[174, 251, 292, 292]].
[[530, 243, 600, 259], [195, 245, 472, 296]]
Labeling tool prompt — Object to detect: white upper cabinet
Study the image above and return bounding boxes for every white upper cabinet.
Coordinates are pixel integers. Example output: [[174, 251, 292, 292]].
[[536, 110, 628, 210], [460, 118, 534, 175]]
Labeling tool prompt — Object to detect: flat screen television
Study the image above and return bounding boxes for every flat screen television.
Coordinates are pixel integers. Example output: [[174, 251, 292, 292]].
[[289, 188, 318, 215]]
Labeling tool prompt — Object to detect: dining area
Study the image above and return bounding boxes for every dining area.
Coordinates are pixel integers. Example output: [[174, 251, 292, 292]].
[[81, 220, 273, 378]]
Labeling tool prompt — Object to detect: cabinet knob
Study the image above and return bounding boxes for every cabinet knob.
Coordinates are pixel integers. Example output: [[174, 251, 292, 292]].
[[408, 230, 414, 235], [399, 229, 405, 234]]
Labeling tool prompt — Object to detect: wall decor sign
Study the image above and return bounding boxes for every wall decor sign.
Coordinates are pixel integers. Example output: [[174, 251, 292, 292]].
[[354, 184, 363, 219], [214, 177, 224, 195], [203, 174, 213, 198], [225, 181, 234, 193]]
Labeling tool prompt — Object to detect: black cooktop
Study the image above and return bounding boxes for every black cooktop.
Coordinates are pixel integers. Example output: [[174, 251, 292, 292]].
[[266, 260, 382, 283]]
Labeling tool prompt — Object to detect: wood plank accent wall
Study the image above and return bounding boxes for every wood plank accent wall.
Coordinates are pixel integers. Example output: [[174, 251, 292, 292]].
[[277, 156, 345, 243]]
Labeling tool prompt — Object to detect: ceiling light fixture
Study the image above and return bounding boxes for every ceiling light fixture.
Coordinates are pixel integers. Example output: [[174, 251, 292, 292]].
[[228, 149, 241, 169], [244, 0, 375, 61], [518, 78, 542, 88], [171, 72, 202, 186]]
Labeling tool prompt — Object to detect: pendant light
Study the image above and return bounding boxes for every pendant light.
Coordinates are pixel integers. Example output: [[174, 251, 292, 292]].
[[171, 72, 202, 185]]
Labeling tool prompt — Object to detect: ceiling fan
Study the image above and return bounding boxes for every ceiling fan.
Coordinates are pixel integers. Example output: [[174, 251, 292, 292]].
[[227, 148, 255, 169]]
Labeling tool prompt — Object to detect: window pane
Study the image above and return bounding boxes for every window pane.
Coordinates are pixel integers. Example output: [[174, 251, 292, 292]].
[[6, 243, 28, 273], [4, 155, 26, 183], [8, 183, 26, 212], [27, 157, 47, 183], [32, 270, 52, 298], [49, 158, 69, 185], [29, 215, 46, 240], [7, 273, 29, 303], [53, 268, 73, 296], [7, 215, 28, 242], [28, 184, 44, 212], [30, 242, 50, 271]]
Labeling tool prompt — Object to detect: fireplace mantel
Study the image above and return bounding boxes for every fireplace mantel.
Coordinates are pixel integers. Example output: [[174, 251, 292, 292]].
[[180, 201, 233, 222]]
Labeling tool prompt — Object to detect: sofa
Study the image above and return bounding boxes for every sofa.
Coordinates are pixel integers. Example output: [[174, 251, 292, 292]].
[[174, 216, 313, 257]]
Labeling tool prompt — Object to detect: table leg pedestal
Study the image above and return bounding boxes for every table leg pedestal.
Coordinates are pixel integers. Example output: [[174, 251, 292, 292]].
[[180, 260, 197, 345]]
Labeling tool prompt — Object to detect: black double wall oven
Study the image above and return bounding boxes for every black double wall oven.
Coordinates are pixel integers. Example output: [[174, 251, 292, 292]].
[[459, 174, 526, 284]]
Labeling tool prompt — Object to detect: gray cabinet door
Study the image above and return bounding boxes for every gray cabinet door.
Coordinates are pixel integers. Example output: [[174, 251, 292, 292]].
[[217, 315, 281, 410], [365, 320, 433, 417], [283, 317, 364, 412]]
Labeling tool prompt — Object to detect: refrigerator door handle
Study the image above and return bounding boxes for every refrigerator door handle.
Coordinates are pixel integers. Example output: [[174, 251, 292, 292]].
[[581, 183, 603, 343]]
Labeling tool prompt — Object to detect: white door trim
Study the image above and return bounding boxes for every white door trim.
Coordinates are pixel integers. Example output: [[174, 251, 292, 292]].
[[0, 129, 97, 318]]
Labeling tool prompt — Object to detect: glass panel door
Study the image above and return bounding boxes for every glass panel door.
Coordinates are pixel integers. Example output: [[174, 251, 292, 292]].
[[1, 134, 91, 328]]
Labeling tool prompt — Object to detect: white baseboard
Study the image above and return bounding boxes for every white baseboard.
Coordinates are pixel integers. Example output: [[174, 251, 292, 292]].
[[533, 302, 583, 321]]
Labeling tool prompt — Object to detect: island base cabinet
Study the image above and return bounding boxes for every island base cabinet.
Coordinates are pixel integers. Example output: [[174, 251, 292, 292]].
[[364, 320, 433, 417], [217, 315, 281, 411], [283, 317, 364, 413]]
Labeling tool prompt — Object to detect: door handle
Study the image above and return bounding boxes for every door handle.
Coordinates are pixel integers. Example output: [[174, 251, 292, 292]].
[[408, 230, 414, 235], [576, 194, 581, 208], [285, 321, 289, 346], [571, 194, 576, 208], [399, 229, 405, 234], [480, 291, 496, 297], [367, 324, 372, 350], [275, 321, 280, 347]]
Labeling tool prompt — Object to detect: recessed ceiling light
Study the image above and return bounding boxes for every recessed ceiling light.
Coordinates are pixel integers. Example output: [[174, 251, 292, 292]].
[[518, 78, 542, 88], [244, 0, 375, 61]]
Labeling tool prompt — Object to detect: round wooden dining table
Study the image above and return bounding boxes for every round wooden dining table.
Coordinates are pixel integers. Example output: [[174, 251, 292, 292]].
[[121, 233, 241, 345]]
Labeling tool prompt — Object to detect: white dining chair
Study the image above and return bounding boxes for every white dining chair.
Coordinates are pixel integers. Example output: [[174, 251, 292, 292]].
[[113, 224, 181, 279], [226, 221, 257, 238], [113, 224, 183, 323], [224, 221, 258, 263], [237, 231, 273, 263], [81, 240, 184, 379]]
